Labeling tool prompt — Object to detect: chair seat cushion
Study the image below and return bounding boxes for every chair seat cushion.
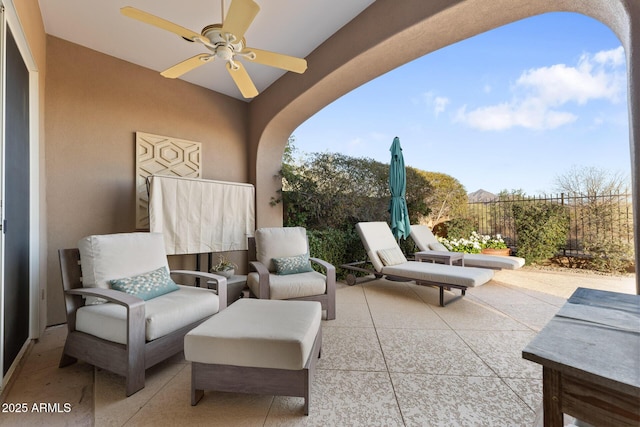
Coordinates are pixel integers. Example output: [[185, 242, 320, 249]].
[[247, 271, 326, 300], [184, 299, 321, 370], [382, 261, 494, 288], [75, 285, 220, 345], [463, 253, 525, 270]]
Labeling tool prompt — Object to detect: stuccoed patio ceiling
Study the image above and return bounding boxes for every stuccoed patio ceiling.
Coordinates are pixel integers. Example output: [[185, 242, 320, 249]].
[[39, 0, 375, 101]]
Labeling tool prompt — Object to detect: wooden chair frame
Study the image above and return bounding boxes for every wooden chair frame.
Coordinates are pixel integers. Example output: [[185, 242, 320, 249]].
[[58, 248, 227, 396]]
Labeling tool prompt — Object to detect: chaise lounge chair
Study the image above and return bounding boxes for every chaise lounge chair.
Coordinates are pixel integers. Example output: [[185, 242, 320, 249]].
[[347, 222, 494, 306], [410, 224, 525, 270]]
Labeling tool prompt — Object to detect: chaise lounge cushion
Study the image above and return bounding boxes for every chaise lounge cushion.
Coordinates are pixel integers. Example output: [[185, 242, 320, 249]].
[[382, 262, 494, 288], [75, 285, 220, 345], [460, 253, 525, 270]]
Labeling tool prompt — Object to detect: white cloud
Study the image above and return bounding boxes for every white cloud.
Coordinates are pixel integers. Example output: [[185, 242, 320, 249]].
[[456, 46, 625, 131], [421, 91, 450, 117], [433, 96, 450, 116]]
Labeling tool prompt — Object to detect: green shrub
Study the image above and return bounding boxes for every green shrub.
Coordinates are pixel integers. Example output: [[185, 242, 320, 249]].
[[582, 236, 634, 274], [307, 228, 368, 279], [436, 217, 477, 239], [512, 203, 569, 264]]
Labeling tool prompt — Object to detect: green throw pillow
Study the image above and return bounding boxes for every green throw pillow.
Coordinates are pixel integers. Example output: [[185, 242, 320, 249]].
[[110, 267, 179, 300], [272, 253, 314, 275]]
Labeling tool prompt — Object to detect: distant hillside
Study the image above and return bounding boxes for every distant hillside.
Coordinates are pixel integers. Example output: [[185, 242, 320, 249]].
[[468, 189, 497, 203]]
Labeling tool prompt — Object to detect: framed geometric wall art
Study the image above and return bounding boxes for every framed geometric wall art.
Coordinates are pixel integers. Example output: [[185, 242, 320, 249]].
[[135, 131, 202, 229]]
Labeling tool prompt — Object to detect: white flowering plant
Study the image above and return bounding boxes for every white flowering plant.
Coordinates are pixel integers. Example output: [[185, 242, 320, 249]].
[[437, 231, 507, 254]]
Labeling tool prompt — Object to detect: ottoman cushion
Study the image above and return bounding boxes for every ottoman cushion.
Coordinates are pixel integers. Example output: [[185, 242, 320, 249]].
[[184, 299, 321, 370]]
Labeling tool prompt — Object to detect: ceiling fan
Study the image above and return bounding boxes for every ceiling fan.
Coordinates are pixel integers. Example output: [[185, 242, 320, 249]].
[[121, 0, 307, 98]]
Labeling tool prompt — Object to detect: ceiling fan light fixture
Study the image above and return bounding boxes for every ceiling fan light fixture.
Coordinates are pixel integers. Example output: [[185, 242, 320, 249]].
[[216, 45, 235, 61]]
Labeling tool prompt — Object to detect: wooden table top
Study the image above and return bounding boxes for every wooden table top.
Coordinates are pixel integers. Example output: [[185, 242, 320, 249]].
[[523, 287, 640, 395]]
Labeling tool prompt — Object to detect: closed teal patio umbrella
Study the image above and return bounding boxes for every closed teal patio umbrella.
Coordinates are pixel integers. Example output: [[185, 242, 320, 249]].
[[389, 136, 411, 240]]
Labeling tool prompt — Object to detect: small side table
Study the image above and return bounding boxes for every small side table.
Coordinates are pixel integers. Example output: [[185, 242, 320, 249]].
[[207, 274, 247, 306], [415, 250, 464, 266]]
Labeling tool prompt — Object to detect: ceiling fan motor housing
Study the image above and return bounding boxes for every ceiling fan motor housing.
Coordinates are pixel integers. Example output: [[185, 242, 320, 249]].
[[202, 24, 245, 57]]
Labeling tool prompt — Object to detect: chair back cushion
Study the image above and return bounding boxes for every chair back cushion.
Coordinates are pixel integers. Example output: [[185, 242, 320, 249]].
[[78, 232, 169, 304], [254, 227, 309, 273], [409, 225, 443, 251]]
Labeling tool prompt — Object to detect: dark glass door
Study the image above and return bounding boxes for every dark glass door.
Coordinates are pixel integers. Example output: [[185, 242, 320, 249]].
[[3, 25, 30, 375]]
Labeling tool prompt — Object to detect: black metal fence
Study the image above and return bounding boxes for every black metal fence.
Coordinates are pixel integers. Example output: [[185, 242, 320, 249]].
[[468, 193, 634, 256]]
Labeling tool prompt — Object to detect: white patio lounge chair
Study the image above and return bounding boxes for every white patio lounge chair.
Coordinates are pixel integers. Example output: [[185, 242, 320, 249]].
[[350, 222, 494, 306], [410, 224, 525, 270]]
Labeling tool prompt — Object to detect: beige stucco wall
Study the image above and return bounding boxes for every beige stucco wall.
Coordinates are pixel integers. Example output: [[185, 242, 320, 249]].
[[45, 36, 249, 324]]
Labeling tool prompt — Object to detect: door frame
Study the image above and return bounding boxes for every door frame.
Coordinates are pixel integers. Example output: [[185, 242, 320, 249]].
[[0, 0, 41, 388]]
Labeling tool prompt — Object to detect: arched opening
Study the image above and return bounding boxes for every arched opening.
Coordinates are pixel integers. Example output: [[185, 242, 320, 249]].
[[248, 0, 639, 291]]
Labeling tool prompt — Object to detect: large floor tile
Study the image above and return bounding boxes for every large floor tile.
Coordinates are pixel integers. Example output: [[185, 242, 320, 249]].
[[0, 361, 93, 427], [489, 302, 560, 331], [457, 330, 542, 379], [95, 361, 188, 426], [362, 280, 423, 306], [368, 301, 450, 330], [316, 327, 386, 371], [266, 370, 404, 427], [391, 372, 535, 427], [324, 302, 374, 328], [123, 363, 273, 426], [431, 298, 530, 331], [377, 329, 494, 377], [334, 281, 367, 304], [503, 377, 543, 412]]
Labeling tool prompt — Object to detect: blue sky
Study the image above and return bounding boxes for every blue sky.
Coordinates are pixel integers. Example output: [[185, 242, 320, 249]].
[[291, 12, 629, 196]]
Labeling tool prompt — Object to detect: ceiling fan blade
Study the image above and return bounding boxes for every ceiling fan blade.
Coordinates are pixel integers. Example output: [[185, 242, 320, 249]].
[[121, 6, 206, 43], [161, 54, 213, 79], [221, 0, 260, 41], [227, 62, 259, 99], [245, 48, 307, 74]]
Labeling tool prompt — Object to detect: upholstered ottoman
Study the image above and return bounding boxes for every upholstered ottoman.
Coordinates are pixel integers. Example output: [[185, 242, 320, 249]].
[[184, 299, 322, 415]]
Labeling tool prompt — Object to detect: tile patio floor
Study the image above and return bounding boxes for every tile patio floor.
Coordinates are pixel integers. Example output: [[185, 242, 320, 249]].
[[1, 267, 636, 426]]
